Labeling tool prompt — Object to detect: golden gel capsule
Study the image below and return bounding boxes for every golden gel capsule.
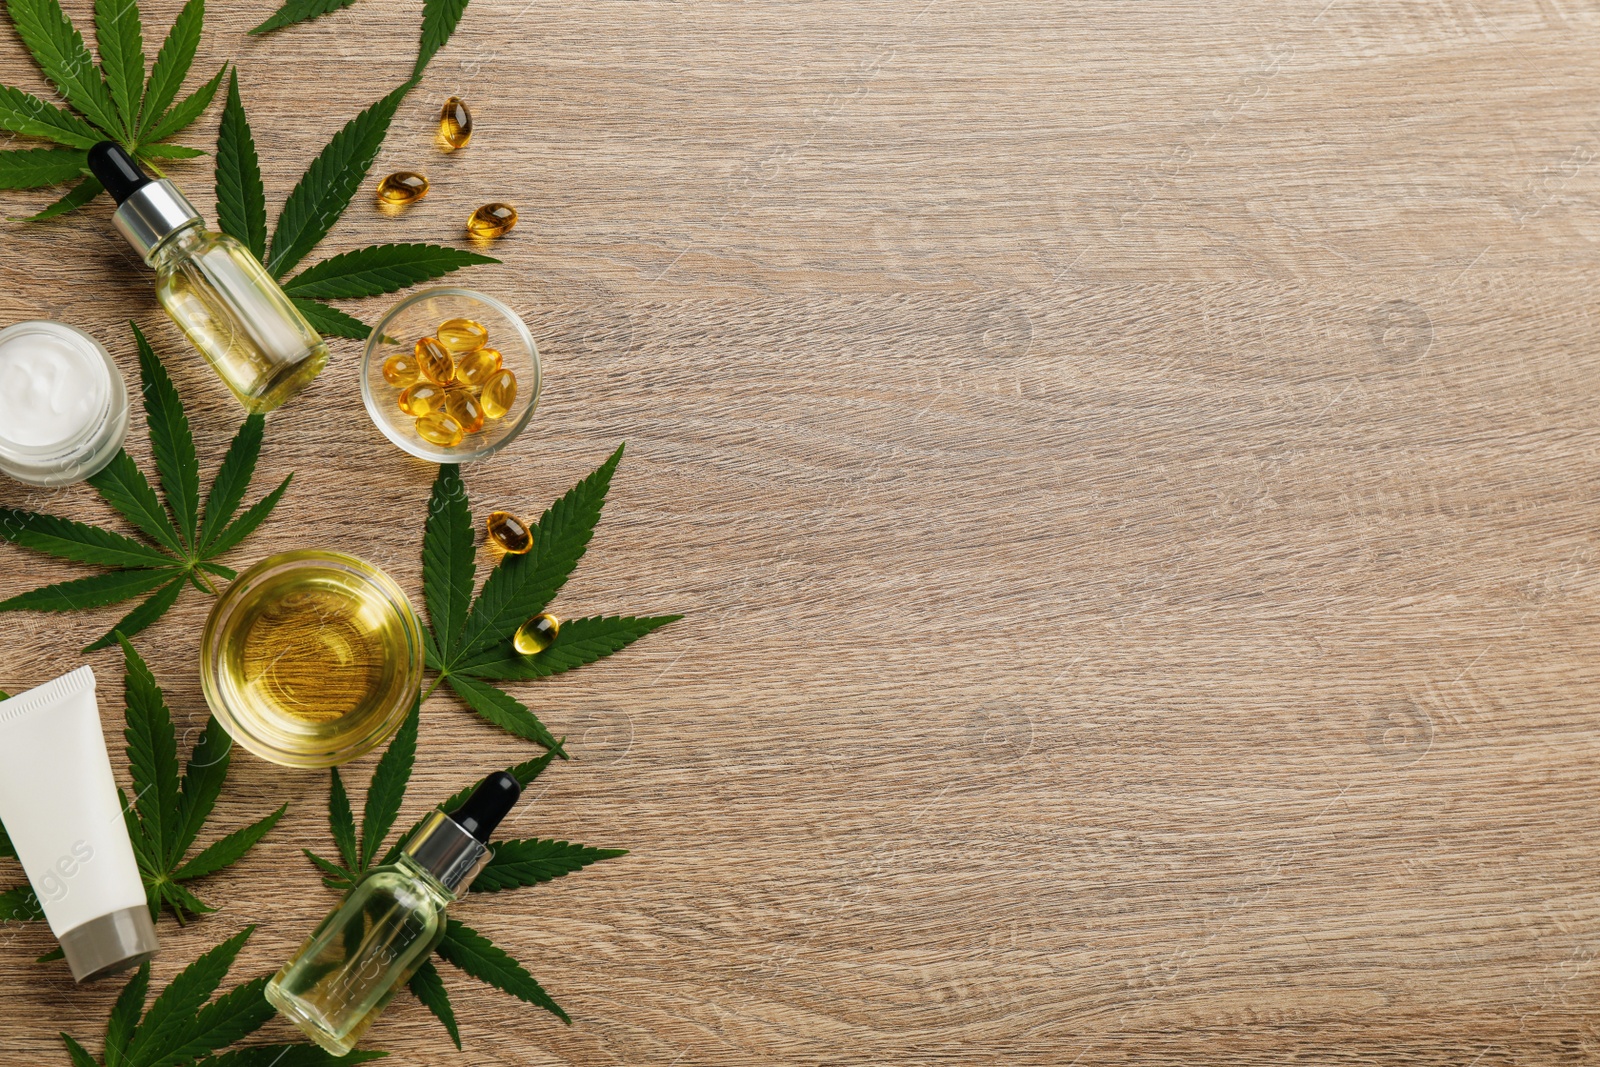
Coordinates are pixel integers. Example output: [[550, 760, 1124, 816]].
[[415, 336, 455, 385], [480, 368, 517, 419], [437, 318, 488, 355], [513, 613, 560, 656], [397, 380, 445, 417], [467, 203, 517, 240], [376, 171, 429, 205], [438, 96, 473, 151], [456, 346, 502, 388], [382, 353, 420, 387], [486, 511, 533, 554], [415, 411, 465, 448], [443, 387, 485, 434]]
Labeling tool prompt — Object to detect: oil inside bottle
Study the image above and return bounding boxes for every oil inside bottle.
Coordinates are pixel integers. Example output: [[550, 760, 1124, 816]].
[[152, 227, 328, 413], [266, 861, 449, 1056]]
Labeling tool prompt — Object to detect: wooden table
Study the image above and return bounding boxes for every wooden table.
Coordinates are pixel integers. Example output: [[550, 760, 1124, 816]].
[[1, 0, 1598, 1063]]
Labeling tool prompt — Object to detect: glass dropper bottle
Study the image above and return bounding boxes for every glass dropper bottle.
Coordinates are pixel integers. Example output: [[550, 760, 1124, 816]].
[[86, 142, 328, 413], [265, 771, 522, 1055]]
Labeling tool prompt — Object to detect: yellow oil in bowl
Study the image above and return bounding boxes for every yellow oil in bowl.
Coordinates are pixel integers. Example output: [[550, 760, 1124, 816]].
[[201, 550, 423, 768]]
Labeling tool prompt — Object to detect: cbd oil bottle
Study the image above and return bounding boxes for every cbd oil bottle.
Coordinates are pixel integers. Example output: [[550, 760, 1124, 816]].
[[87, 142, 327, 413], [265, 772, 521, 1055]]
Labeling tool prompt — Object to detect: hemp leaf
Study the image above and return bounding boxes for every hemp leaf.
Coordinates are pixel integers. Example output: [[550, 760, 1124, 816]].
[[303, 722, 623, 1047], [0, 639, 284, 928], [60, 926, 385, 1067], [422, 448, 682, 754], [0, 0, 224, 218], [116, 636, 286, 923], [0, 324, 291, 651], [2, 0, 493, 318], [214, 70, 496, 339]]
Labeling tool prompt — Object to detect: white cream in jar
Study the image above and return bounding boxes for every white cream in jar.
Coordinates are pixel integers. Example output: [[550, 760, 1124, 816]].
[[0, 321, 128, 487]]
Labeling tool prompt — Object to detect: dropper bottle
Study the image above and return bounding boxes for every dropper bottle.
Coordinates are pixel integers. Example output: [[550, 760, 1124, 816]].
[[265, 771, 522, 1055], [86, 142, 328, 413]]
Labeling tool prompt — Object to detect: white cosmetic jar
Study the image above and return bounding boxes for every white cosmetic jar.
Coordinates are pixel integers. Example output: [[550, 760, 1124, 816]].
[[0, 320, 129, 487]]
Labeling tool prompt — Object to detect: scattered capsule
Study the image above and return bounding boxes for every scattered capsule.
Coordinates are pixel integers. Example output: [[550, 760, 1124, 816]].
[[437, 318, 488, 356], [513, 613, 560, 656], [467, 203, 517, 240], [376, 171, 429, 205], [456, 346, 502, 387], [480, 368, 518, 419], [382, 352, 421, 387], [444, 387, 486, 434], [415, 336, 455, 385], [486, 510, 533, 555], [397, 380, 446, 417], [438, 96, 473, 151], [415, 410, 466, 448]]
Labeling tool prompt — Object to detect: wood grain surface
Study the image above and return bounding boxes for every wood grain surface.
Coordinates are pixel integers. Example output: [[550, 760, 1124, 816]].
[[0, 0, 1598, 1063]]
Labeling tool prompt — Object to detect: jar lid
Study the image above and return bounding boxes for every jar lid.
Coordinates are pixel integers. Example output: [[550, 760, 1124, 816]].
[[0, 320, 129, 487]]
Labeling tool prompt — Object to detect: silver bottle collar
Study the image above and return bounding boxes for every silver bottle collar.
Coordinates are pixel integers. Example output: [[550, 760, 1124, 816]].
[[111, 179, 202, 260], [403, 810, 490, 896]]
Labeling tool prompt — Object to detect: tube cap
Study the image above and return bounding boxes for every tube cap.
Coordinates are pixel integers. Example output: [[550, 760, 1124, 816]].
[[86, 142, 201, 259], [59, 905, 158, 983], [402, 772, 521, 895]]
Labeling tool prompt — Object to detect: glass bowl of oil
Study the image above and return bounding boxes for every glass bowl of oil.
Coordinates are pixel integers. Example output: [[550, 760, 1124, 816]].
[[199, 550, 425, 769], [360, 287, 542, 464]]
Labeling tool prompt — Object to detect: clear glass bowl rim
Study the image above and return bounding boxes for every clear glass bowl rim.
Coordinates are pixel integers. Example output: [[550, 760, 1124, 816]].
[[198, 549, 425, 769], [359, 286, 542, 464]]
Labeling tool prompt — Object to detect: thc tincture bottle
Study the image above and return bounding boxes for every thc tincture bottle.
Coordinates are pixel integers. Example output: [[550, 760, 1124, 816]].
[[265, 772, 521, 1054], [87, 142, 328, 413]]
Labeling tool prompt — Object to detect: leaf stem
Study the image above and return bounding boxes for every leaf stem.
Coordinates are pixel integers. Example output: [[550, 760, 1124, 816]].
[[420, 674, 445, 704], [190, 567, 221, 596]]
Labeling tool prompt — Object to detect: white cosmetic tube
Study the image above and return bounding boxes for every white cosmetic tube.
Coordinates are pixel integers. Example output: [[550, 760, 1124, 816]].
[[0, 666, 157, 981]]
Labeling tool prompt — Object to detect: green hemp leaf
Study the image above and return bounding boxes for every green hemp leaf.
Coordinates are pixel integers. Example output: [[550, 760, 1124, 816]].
[[422, 447, 682, 753], [0, 639, 285, 927], [0, 0, 224, 218], [116, 636, 286, 923], [303, 719, 625, 1047], [0, 324, 291, 651], [214, 70, 496, 339], [59, 926, 387, 1067], [1, 0, 494, 324]]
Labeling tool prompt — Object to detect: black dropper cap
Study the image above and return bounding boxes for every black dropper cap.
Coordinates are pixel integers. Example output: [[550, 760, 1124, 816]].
[[86, 142, 151, 204], [86, 142, 201, 259], [446, 771, 521, 843]]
